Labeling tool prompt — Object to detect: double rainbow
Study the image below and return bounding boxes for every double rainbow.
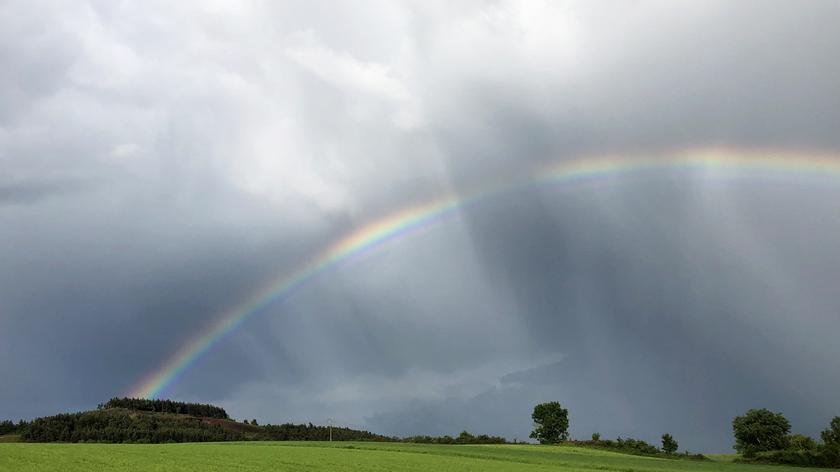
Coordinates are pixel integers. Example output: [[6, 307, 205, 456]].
[[130, 148, 840, 399]]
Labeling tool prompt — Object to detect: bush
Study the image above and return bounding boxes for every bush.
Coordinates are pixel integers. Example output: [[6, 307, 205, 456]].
[[617, 437, 660, 455], [788, 434, 818, 451], [588, 437, 660, 455], [748, 445, 840, 468]]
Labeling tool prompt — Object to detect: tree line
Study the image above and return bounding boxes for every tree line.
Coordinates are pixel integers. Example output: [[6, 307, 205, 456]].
[[529, 401, 840, 467], [261, 423, 389, 441], [528, 402, 695, 458], [1, 401, 510, 445], [403, 430, 506, 444], [15, 409, 391, 443], [0, 419, 27, 435], [731, 408, 840, 468], [98, 397, 229, 419], [9, 395, 836, 466], [22, 409, 242, 443]]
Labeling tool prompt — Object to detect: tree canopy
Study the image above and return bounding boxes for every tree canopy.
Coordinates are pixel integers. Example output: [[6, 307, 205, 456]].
[[661, 433, 678, 454], [732, 408, 791, 456], [529, 401, 569, 444], [99, 398, 229, 419], [821, 417, 840, 446]]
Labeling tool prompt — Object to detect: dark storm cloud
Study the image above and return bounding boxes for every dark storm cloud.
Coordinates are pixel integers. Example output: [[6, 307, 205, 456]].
[[0, 190, 331, 417], [382, 178, 840, 451], [2, 0, 840, 453]]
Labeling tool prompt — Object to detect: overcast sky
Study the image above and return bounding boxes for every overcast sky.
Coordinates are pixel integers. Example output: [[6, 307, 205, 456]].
[[2, 0, 840, 452]]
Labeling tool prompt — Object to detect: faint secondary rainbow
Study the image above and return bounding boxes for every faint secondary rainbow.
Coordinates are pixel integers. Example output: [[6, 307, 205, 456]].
[[130, 148, 840, 399]]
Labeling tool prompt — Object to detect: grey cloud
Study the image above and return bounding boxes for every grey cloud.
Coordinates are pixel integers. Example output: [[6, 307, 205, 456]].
[[1, 0, 839, 454], [0, 179, 86, 205]]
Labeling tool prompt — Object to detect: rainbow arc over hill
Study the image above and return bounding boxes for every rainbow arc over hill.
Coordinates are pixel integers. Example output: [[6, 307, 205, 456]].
[[130, 148, 840, 399]]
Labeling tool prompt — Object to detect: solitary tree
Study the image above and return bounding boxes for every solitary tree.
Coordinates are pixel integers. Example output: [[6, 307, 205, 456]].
[[661, 433, 678, 454], [732, 409, 791, 456], [592, 432, 601, 442], [530, 402, 569, 444], [822, 417, 840, 446]]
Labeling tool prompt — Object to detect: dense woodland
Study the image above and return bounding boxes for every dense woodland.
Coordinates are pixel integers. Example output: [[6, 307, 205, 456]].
[[98, 398, 229, 419], [0, 398, 388, 443], [0, 420, 26, 435], [22, 409, 241, 443], [17, 405, 389, 443]]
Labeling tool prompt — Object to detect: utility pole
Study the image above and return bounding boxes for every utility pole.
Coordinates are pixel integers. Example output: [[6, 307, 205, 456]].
[[328, 418, 334, 442]]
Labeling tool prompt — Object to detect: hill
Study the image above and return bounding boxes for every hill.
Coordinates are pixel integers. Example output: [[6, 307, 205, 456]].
[[18, 399, 389, 443]]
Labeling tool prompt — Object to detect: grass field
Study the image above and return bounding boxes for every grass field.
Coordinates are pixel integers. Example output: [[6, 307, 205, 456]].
[[0, 441, 833, 472]]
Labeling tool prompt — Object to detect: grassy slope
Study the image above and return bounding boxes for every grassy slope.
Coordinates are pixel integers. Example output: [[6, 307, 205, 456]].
[[0, 442, 834, 472]]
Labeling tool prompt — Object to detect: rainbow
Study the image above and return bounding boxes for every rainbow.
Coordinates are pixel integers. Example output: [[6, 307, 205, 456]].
[[130, 148, 840, 399]]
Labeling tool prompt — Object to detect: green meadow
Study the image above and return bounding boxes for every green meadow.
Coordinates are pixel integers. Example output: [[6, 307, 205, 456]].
[[0, 441, 834, 472]]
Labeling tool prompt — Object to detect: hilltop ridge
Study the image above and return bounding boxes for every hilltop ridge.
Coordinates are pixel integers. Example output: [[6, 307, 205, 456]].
[[17, 398, 389, 443]]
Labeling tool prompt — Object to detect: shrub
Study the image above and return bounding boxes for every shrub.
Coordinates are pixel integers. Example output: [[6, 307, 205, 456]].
[[749, 445, 840, 468], [788, 434, 818, 451], [618, 437, 660, 455]]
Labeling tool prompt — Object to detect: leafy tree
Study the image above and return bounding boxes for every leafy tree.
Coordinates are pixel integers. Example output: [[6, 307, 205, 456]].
[[821, 417, 840, 446], [529, 402, 569, 444], [661, 433, 678, 454], [732, 408, 791, 456], [251, 419, 258, 426], [591, 432, 600, 442]]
